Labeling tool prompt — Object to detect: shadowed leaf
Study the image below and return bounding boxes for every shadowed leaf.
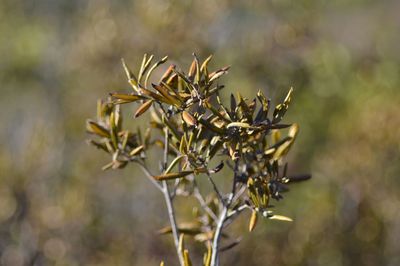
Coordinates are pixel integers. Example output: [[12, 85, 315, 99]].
[[154, 171, 194, 181], [87, 120, 110, 138]]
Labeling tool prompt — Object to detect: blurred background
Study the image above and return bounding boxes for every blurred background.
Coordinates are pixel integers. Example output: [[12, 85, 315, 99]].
[[1, 0, 399, 265]]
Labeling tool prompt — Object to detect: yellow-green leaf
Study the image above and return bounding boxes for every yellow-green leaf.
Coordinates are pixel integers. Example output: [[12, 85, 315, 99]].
[[145, 55, 168, 87], [203, 242, 212, 266], [87, 120, 110, 138], [165, 155, 186, 174], [110, 111, 118, 149], [272, 87, 293, 123], [121, 58, 139, 91], [200, 55, 213, 72], [249, 210, 258, 232], [208, 66, 230, 82], [153, 171, 194, 181], [183, 250, 192, 266], [152, 83, 181, 105], [139, 87, 173, 104], [110, 93, 146, 103]]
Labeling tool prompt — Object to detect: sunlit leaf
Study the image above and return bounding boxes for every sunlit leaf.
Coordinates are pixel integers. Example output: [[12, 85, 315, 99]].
[[165, 155, 186, 174], [188, 57, 197, 79], [272, 124, 298, 160], [121, 58, 139, 91], [129, 145, 144, 156], [249, 210, 258, 232], [145, 55, 168, 87], [110, 92, 146, 103], [109, 111, 118, 149], [208, 66, 230, 82], [268, 214, 293, 222], [134, 100, 153, 118], [204, 242, 212, 266], [226, 122, 251, 129], [183, 250, 192, 266], [138, 54, 154, 83], [200, 55, 212, 83], [182, 111, 197, 127], [160, 64, 176, 83], [272, 87, 293, 123]]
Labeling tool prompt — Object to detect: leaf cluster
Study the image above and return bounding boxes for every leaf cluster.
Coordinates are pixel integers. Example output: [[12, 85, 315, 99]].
[[86, 54, 310, 263]]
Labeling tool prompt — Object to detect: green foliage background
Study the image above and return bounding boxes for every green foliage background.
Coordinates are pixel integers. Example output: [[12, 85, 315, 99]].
[[1, 0, 399, 265]]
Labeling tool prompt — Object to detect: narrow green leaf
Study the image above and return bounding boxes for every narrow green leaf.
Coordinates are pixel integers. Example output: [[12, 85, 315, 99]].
[[110, 111, 118, 149], [87, 120, 110, 138], [272, 87, 293, 123], [121, 58, 139, 92], [152, 83, 182, 106], [153, 171, 194, 181], [110, 92, 146, 103], [139, 87, 173, 104], [183, 250, 192, 266], [145, 55, 168, 87], [165, 155, 186, 174]]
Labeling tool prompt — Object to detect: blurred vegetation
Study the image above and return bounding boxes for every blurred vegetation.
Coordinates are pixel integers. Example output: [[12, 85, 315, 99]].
[[1, 0, 399, 265]]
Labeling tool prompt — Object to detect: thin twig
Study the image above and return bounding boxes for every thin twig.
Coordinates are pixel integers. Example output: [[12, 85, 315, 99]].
[[210, 203, 228, 266], [224, 204, 249, 229], [227, 204, 249, 219], [162, 125, 184, 266], [206, 173, 225, 205], [135, 161, 163, 192], [162, 181, 184, 265], [210, 159, 240, 266], [231, 183, 246, 205], [230, 160, 240, 202], [192, 179, 218, 222]]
